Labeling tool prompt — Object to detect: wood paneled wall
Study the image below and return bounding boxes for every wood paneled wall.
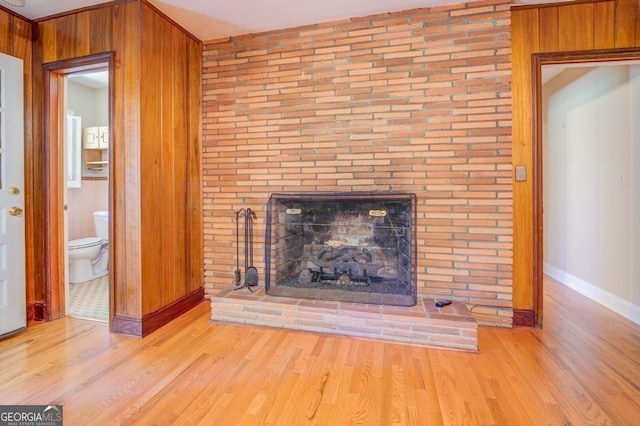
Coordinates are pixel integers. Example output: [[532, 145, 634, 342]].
[[30, 0, 202, 336], [139, 2, 203, 318], [511, 0, 640, 325]]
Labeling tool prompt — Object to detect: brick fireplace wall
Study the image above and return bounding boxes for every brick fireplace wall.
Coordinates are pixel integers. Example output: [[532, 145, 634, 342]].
[[202, 0, 513, 326]]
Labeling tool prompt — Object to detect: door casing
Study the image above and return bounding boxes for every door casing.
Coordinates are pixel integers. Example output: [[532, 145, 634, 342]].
[[531, 48, 640, 326], [42, 52, 114, 321]]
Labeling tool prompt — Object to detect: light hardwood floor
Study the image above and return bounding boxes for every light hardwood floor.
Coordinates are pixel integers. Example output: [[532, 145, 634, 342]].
[[1, 276, 639, 425]]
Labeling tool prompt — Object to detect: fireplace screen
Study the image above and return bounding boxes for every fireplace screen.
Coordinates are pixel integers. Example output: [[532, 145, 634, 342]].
[[265, 192, 417, 306]]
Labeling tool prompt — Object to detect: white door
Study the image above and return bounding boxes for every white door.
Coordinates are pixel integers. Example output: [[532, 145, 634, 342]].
[[0, 53, 26, 338]]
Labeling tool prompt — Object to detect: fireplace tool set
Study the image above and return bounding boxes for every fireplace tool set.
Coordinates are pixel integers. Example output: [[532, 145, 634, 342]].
[[234, 208, 258, 292]]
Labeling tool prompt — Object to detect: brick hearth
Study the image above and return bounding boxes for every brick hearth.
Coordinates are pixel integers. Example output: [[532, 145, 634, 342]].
[[210, 286, 478, 352]]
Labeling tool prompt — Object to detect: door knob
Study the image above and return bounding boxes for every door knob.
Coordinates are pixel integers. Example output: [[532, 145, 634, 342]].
[[8, 206, 23, 216], [8, 186, 20, 195]]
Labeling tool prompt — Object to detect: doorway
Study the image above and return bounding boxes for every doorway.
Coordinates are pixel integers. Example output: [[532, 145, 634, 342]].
[[533, 51, 640, 325], [64, 69, 110, 322], [43, 53, 113, 323]]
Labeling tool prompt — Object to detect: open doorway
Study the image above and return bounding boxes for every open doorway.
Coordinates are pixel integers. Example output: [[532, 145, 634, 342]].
[[541, 61, 640, 325], [43, 53, 113, 323], [533, 52, 640, 326], [64, 69, 110, 322]]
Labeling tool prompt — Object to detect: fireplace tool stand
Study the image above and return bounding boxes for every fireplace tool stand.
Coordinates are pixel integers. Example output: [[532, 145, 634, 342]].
[[234, 208, 245, 289], [234, 208, 258, 292]]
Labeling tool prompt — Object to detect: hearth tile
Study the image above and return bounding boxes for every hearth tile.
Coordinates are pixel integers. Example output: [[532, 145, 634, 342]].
[[338, 322, 384, 336], [244, 305, 284, 316], [298, 299, 341, 310], [381, 310, 427, 322], [210, 285, 478, 351], [212, 288, 233, 297], [430, 315, 477, 327], [283, 310, 324, 320]]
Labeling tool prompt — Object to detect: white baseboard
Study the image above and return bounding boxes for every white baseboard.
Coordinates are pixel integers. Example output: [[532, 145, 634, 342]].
[[544, 263, 640, 326]]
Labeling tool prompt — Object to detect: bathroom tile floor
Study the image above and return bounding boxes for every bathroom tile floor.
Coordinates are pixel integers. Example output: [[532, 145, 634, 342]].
[[68, 274, 109, 322]]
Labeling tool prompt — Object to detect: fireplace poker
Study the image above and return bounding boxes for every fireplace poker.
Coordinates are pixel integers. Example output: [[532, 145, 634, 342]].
[[244, 208, 259, 288], [233, 208, 246, 289]]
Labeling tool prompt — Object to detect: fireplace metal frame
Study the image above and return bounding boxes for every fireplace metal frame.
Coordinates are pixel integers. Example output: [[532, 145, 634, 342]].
[[265, 192, 417, 306]]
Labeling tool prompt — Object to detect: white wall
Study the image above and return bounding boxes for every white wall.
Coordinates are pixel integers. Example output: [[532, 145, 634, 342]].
[[633, 65, 640, 314], [66, 80, 109, 240], [543, 64, 640, 325], [67, 81, 108, 127]]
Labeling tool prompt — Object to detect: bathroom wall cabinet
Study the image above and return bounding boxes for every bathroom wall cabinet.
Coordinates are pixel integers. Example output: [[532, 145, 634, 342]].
[[83, 126, 109, 149], [83, 126, 108, 171]]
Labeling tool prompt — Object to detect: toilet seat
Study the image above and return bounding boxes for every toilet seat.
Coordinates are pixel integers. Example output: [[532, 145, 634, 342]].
[[69, 237, 104, 250]]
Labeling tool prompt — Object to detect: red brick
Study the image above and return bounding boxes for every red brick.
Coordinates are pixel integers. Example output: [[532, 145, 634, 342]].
[[202, 0, 513, 328]]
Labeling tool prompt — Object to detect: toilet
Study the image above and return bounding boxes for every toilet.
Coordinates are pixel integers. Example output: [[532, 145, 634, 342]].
[[68, 211, 109, 284]]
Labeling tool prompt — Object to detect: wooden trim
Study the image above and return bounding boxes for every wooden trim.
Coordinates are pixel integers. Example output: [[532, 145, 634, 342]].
[[141, 287, 205, 336], [532, 55, 543, 328], [112, 314, 142, 337], [511, 0, 610, 12], [513, 309, 536, 327], [41, 68, 63, 320], [43, 52, 113, 74], [532, 47, 640, 65], [26, 302, 45, 322], [112, 287, 205, 337], [531, 47, 640, 328], [33, 0, 134, 23], [42, 52, 114, 321]]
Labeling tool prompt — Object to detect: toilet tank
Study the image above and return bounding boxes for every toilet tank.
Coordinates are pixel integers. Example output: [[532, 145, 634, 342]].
[[93, 211, 109, 240]]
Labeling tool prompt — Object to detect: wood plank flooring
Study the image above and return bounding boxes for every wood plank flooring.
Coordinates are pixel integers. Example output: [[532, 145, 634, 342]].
[[1, 276, 639, 425]]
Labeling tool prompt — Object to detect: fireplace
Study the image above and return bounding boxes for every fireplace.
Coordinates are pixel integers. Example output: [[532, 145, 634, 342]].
[[265, 192, 417, 306]]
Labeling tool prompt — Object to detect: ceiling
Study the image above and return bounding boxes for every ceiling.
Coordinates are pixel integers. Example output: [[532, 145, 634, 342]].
[[68, 70, 109, 88], [1, 0, 557, 41]]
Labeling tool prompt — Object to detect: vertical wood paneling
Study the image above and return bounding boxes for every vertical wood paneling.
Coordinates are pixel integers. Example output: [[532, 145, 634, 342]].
[[594, 1, 615, 49], [512, 0, 640, 324], [187, 36, 203, 295], [55, 15, 77, 60], [89, 8, 112, 54], [75, 11, 90, 57], [160, 17, 176, 308], [40, 20, 57, 63], [538, 8, 558, 52], [31, 16, 46, 313], [637, 0, 640, 45], [136, 1, 202, 318], [8, 0, 202, 326], [140, 3, 164, 312], [0, 13, 9, 52], [110, 2, 128, 321], [137, 2, 202, 314], [615, 0, 638, 47], [122, 0, 143, 317], [511, 8, 539, 313], [558, 4, 594, 51], [174, 28, 189, 299]]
